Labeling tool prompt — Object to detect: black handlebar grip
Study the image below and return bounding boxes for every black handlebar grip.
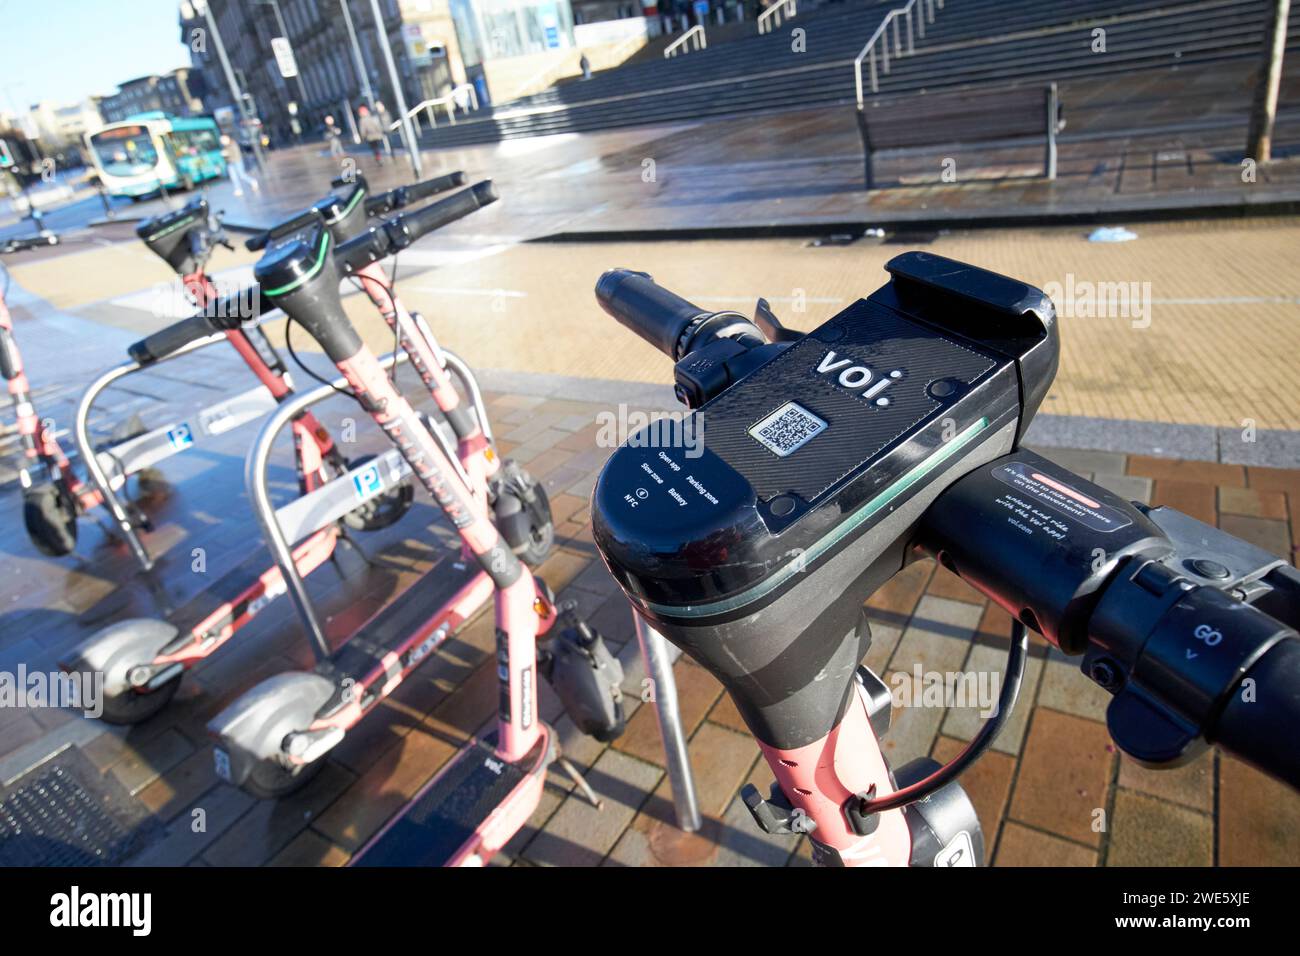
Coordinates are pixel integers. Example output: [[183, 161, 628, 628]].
[[127, 314, 218, 365], [406, 170, 468, 202], [1211, 637, 1300, 790], [364, 171, 468, 215], [2, 235, 56, 254], [403, 179, 498, 240], [595, 269, 709, 360]]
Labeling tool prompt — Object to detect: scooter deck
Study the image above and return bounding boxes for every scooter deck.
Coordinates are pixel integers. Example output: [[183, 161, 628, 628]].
[[354, 731, 549, 866], [165, 547, 282, 642], [323, 551, 486, 688]]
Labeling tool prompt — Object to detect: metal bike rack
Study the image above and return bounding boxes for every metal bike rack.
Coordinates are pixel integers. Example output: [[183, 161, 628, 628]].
[[247, 351, 702, 831], [73, 330, 279, 571], [634, 610, 703, 833], [246, 349, 416, 660]]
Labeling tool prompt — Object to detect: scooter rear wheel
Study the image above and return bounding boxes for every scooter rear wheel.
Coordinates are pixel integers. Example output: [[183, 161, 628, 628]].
[[340, 453, 415, 532], [99, 673, 182, 725], [23, 484, 78, 556]]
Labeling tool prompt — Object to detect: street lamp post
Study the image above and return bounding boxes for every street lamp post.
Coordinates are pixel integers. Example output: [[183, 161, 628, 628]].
[[196, 0, 266, 168], [339, 0, 389, 154], [366, 0, 423, 178]]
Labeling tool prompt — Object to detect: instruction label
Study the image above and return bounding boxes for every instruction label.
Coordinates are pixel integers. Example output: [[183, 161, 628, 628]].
[[991, 461, 1132, 534]]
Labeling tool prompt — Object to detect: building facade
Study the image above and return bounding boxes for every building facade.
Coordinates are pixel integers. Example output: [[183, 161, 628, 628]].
[[175, 0, 645, 142], [95, 70, 204, 124]]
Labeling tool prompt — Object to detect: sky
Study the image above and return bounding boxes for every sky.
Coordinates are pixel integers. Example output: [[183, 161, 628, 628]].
[[0, 0, 192, 109]]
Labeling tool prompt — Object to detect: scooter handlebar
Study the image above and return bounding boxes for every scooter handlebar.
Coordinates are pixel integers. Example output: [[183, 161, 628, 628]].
[[1210, 637, 1300, 789], [128, 314, 221, 365], [1, 234, 58, 254], [363, 171, 468, 216], [595, 269, 712, 360], [336, 179, 499, 271]]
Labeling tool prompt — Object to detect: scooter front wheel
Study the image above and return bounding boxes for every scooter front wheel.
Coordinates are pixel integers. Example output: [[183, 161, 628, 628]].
[[241, 754, 326, 800], [99, 673, 182, 725], [517, 480, 555, 568]]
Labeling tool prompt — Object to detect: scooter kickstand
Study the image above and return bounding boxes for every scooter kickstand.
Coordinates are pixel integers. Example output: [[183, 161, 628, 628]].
[[557, 755, 603, 810]]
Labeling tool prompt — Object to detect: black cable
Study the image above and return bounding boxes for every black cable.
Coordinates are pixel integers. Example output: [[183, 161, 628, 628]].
[[345, 256, 404, 388], [856, 620, 1030, 816], [284, 315, 355, 398]]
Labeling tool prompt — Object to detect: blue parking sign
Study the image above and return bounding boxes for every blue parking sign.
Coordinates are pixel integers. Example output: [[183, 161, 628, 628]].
[[167, 424, 194, 450], [353, 465, 383, 500]]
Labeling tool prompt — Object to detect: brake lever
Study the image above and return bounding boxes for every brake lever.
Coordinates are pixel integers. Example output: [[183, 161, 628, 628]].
[[753, 297, 803, 343]]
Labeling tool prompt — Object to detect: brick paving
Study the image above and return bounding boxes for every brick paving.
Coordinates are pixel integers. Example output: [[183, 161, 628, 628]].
[[2, 377, 1298, 866]]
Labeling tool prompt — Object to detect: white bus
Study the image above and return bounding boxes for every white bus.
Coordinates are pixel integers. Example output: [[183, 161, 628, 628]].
[[84, 112, 227, 200]]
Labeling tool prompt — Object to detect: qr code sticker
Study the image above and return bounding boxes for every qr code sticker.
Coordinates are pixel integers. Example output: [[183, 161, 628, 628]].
[[748, 402, 827, 457]]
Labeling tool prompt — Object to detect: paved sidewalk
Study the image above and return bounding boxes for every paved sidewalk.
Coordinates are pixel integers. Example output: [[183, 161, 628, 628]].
[[0, 377, 1296, 867], [8, 216, 1300, 439]]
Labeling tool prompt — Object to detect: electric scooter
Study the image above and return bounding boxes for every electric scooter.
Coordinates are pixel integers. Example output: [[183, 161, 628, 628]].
[[188, 185, 628, 863], [59, 176, 487, 723], [586, 255, 1300, 866], [74, 185, 596, 828], [76, 173, 470, 572], [0, 231, 163, 557]]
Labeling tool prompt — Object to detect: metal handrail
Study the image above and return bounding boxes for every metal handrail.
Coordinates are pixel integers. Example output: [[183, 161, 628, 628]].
[[664, 24, 707, 58], [757, 0, 796, 34], [853, 0, 944, 108], [390, 84, 481, 134]]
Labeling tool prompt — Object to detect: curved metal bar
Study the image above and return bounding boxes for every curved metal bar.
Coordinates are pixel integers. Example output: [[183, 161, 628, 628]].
[[73, 330, 230, 571], [441, 348, 494, 446], [245, 350, 408, 660]]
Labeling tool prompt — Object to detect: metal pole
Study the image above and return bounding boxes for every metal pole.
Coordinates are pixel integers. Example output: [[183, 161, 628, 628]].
[[1246, 0, 1291, 162], [264, 0, 310, 108], [201, 1, 266, 168], [343, 96, 360, 144], [633, 610, 702, 832], [339, 0, 390, 156], [340, 0, 378, 114], [367, 0, 423, 178]]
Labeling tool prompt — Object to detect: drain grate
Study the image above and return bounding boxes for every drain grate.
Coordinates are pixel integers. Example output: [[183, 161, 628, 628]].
[[0, 765, 136, 866]]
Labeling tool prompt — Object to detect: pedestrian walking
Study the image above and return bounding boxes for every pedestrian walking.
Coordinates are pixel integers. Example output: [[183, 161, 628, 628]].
[[221, 134, 260, 197], [357, 105, 385, 165], [324, 115, 345, 159]]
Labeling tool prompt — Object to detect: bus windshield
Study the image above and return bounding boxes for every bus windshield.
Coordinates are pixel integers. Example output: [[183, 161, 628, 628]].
[[89, 125, 159, 175]]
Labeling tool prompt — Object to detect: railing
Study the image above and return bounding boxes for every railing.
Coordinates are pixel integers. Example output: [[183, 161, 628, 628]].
[[390, 84, 481, 134], [853, 0, 944, 108], [664, 24, 707, 58], [757, 0, 796, 34]]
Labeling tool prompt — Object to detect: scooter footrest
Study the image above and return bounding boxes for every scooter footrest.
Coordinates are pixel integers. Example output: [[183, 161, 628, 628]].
[[354, 732, 547, 866]]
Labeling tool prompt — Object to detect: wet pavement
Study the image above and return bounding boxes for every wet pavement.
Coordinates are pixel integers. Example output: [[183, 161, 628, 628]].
[[5, 60, 1297, 249]]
